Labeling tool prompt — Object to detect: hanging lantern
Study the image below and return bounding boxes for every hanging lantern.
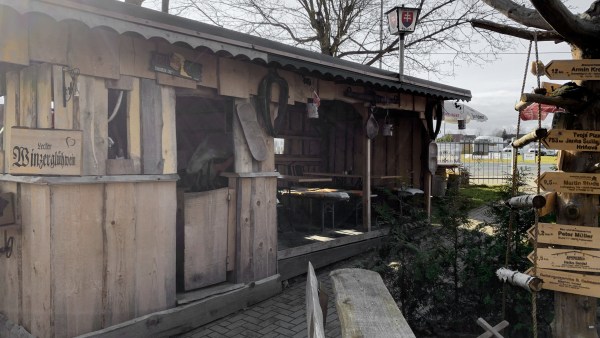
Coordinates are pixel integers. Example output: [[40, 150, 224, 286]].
[[457, 119, 466, 130], [382, 110, 393, 136], [307, 90, 320, 118]]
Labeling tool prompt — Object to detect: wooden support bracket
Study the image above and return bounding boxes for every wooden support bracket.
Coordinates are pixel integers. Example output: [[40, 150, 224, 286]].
[[515, 93, 584, 112], [511, 128, 547, 148], [477, 318, 509, 338]]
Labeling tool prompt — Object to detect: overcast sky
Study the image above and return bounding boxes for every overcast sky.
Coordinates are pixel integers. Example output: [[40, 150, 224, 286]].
[[424, 41, 573, 137], [414, 1, 589, 137]]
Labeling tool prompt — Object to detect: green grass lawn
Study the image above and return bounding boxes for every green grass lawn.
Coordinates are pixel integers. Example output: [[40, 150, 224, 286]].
[[459, 184, 504, 209], [460, 154, 558, 165]]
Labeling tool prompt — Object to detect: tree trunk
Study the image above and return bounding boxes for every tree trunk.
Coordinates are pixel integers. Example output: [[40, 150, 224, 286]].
[[550, 47, 600, 338]]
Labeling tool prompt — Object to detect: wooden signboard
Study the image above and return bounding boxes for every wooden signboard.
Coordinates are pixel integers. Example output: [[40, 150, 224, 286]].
[[528, 248, 600, 273], [545, 59, 600, 80], [542, 129, 600, 152], [8, 128, 82, 176], [537, 172, 600, 195], [528, 223, 600, 249], [542, 82, 562, 95], [531, 268, 600, 298]]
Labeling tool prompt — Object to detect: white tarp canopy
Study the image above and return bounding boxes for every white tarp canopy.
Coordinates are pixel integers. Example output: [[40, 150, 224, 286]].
[[443, 101, 488, 124]]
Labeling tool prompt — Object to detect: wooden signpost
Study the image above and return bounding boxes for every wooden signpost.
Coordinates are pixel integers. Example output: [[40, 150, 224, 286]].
[[528, 248, 600, 273], [542, 129, 600, 152], [537, 172, 600, 195], [531, 268, 600, 299], [545, 59, 600, 80], [8, 128, 82, 176], [528, 223, 600, 249]]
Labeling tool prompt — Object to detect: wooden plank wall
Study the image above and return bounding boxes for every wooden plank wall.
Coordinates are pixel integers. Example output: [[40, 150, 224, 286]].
[[0, 181, 177, 338], [0, 182, 20, 326], [234, 177, 277, 283], [183, 188, 229, 290]]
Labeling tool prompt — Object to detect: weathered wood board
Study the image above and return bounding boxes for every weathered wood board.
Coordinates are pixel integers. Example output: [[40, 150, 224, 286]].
[[67, 23, 120, 80], [103, 183, 137, 326], [28, 13, 68, 66], [330, 268, 416, 338], [52, 65, 75, 129], [21, 185, 52, 337], [537, 172, 600, 194], [545, 59, 600, 80], [306, 262, 325, 338], [3, 72, 18, 173], [0, 6, 29, 66], [8, 128, 82, 176], [78, 75, 108, 175], [127, 78, 142, 174], [134, 182, 177, 316], [528, 223, 600, 249], [51, 184, 104, 337], [140, 79, 164, 174], [235, 102, 268, 161], [183, 188, 229, 291], [534, 268, 600, 298], [528, 248, 600, 273], [542, 129, 600, 152]]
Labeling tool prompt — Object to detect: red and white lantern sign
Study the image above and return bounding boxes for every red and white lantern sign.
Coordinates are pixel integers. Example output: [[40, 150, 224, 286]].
[[386, 6, 420, 35]]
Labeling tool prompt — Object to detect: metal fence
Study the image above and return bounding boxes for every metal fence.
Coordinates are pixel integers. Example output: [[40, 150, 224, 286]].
[[437, 141, 555, 186]]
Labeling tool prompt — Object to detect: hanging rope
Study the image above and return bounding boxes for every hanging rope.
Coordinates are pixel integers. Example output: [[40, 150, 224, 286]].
[[531, 31, 542, 338], [502, 39, 533, 320]]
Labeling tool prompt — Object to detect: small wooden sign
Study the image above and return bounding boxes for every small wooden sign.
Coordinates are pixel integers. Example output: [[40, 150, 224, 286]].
[[528, 223, 600, 249], [528, 248, 600, 273], [542, 81, 563, 95], [542, 129, 600, 152], [8, 128, 82, 176], [537, 172, 600, 195], [545, 59, 600, 80], [531, 268, 600, 298]]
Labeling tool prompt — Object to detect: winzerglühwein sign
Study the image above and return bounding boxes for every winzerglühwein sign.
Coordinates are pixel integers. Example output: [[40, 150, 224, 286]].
[[9, 128, 82, 176]]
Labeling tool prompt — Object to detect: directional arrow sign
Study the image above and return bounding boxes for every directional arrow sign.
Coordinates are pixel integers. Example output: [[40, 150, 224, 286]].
[[545, 59, 600, 80], [542, 129, 600, 151], [528, 223, 600, 250], [528, 248, 600, 273], [529, 268, 600, 298], [537, 172, 600, 195]]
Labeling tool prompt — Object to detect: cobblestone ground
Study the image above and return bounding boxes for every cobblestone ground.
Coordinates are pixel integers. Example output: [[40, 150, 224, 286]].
[[178, 256, 368, 338]]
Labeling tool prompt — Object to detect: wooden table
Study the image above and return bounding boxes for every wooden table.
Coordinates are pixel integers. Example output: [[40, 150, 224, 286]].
[[304, 172, 404, 180], [277, 175, 333, 184], [279, 188, 350, 232]]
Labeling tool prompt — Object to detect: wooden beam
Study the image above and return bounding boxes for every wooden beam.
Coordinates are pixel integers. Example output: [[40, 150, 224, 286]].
[[76, 274, 281, 338], [278, 237, 383, 280], [515, 93, 583, 111], [511, 128, 547, 149]]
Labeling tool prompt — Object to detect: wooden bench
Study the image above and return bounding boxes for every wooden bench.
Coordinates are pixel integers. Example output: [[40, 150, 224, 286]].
[[306, 262, 416, 338], [330, 268, 416, 338]]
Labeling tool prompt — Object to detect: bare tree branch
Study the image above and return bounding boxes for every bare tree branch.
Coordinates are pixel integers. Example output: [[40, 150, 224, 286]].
[[529, 0, 600, 49], [480, 0, 552, 30], [471, 19, 562, 42]]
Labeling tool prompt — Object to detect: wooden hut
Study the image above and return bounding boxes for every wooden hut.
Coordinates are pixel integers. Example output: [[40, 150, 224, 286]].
[[0, 0, 471, 336]]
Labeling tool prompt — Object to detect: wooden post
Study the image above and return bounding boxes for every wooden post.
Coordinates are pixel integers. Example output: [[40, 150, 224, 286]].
[[354, 104, 371, 231], [549, 50, 599, 337]]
